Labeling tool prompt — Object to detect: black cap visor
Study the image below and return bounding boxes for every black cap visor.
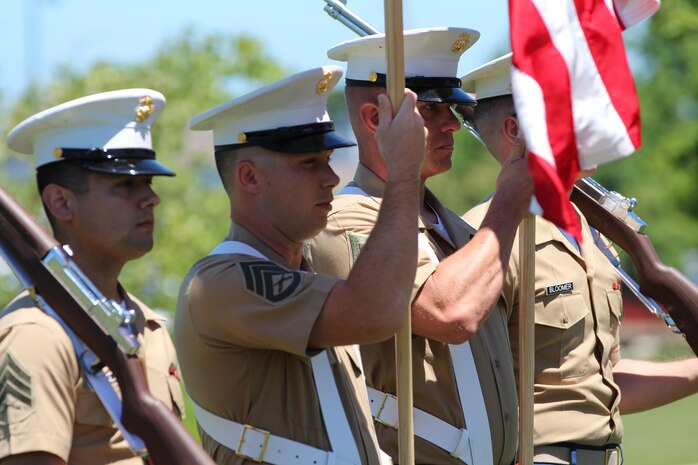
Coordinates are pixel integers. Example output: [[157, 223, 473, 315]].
[[215, 122, 356, 155], [416, 86, 476, 105], [56, 148, 175, 176], [346, 74, 476, 105], [74, 158, 176, 176]]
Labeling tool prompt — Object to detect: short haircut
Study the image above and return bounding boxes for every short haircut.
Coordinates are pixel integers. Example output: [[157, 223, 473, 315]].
[[345, 85, 383, 138], [36, 161, 90, 195], [214, 145, 266, 192], [214, 149, 239, 192], [36, 161, 91, 229], [472, 95, 515, 145]]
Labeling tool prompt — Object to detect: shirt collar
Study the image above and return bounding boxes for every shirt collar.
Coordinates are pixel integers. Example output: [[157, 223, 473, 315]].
[[228, 223, 311, 271], [352, 163, 387, 197]]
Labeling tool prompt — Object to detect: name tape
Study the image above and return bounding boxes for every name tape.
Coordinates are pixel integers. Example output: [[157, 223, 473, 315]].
[[545, 282, 573, 296]]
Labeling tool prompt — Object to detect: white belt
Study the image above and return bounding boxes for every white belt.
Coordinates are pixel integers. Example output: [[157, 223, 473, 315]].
[[417, 231, 493, 465], [192, 399, 357, 465], [367, 387, 474, 465], [204, 241, 371, 465]]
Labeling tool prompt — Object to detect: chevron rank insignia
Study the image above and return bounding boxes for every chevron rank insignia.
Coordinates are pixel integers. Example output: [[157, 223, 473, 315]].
[[0, 353, 33, 414], [239, 260, 302, 303]]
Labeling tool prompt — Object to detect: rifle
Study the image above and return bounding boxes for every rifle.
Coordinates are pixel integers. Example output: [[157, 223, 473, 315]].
[[0, 185, 216, 465], [324, 0, 380, 36], [572, 178, 698, 356]]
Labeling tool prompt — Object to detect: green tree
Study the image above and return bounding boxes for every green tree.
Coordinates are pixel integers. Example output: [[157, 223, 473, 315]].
[[0, 29, 289, 311], [599, 0, 698, 272]]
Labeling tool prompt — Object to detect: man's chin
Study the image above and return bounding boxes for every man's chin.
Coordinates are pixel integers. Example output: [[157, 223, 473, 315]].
[[422, 160, 452, 179], [125, 241, 154, 260]]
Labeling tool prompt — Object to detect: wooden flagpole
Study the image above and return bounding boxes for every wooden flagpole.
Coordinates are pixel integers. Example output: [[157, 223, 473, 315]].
[[518, 214, 535, 465], [383, 1, 413, 464]]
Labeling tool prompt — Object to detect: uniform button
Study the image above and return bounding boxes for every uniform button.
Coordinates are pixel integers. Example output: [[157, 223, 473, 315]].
[[504, 413, 510, 422], [562, 314, 569, 324], [495, 359, 501, 369]]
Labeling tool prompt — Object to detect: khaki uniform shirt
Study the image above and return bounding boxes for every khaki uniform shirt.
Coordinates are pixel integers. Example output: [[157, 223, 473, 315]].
[[175, 224, 384, 465], [0, 289, 184, 464], [307, 165, 519, 465], [463, 200, 623, 447]]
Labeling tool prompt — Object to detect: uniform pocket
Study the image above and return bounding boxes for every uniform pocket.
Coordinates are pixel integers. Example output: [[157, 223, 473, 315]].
[[167, 372, 186, 420], [146, 366, 186, 420], [534, 293, 589, 380], [605, 288, 623, 335]]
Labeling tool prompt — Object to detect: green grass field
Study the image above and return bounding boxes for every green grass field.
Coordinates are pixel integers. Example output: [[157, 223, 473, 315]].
[[621, 393, 698, 465]]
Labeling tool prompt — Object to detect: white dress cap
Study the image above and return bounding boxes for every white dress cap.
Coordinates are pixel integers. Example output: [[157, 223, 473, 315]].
[[328, 27, 480, 104], [7, 89, 173, 176], [190, 66, 355, 153], [460, 52, 513, 100]]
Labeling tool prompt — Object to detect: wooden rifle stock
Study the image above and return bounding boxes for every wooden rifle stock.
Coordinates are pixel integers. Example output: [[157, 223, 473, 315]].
[[571, 184, 698, 356], [0, 186, 215, 465]]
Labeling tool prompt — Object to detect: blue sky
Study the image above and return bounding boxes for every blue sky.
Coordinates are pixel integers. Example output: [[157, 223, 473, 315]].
[[0, 0, 511, 102]]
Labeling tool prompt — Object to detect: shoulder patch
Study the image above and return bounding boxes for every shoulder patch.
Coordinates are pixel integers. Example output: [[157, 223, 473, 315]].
[[239, 260, 302, 303], [348, 233, 368, 264], [0, 353, 33, 417]]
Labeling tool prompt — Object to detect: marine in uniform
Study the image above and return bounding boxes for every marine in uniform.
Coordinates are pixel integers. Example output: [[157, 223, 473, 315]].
[[0, 89, 184, 464], [306, 29, 533, 465], [175, 66, 426, 465], [460, 53, 698, 465]]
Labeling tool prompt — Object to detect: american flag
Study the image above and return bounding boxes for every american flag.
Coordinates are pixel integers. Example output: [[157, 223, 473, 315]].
[[509, 0, 660, 241]]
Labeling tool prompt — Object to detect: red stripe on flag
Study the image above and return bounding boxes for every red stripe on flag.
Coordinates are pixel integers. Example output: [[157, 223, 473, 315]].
[[574, 0, 642, 149], [528, 154, 582, 239], [510, 0, 582, 241]]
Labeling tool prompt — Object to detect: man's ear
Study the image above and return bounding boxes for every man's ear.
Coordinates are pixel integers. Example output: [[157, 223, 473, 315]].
[[358, 101, 380, 134], [503, 115, 520, 143], [41, 184, 75, 222], [236, 159, 262, 194]]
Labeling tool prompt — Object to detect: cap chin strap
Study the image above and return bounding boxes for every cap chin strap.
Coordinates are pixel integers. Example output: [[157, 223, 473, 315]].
[[345, 73, 462, 89], [55, 147, 156, 161], [214, 122, 338, 153]]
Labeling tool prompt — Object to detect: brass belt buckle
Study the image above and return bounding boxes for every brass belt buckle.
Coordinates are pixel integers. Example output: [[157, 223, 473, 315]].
[[236, 424, 271, 462], [374, 392, 399, 429], [605, 447, 620, 465]]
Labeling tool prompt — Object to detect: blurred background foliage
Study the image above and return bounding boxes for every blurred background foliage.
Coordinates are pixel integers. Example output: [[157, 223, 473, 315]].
[[0, 2, 696, 318], [0, 3, 696, 463], [0, 30, 289, 310]]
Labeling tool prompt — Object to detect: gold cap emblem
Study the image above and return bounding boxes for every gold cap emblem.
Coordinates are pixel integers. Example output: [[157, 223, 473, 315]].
[[451, 33, 471, 53], [237, 132, 247, 143], [135, 96, 154, 122], [316, 71, 333, 95], [368, 72, 378, 83], [53, 147, 63, 158]]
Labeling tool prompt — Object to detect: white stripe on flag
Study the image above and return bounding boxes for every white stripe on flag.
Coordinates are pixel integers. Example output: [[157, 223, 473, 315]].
[[528, 0, 637, 168], [510, 67, 553, 166], [612, 0, 661, 29]]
